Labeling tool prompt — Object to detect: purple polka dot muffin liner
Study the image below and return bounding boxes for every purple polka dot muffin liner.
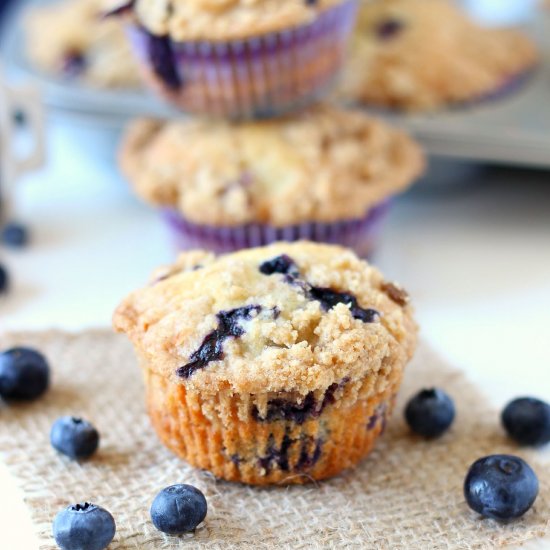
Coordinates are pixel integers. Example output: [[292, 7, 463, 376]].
[[161, 200, 390, 257], [125, 0, 357, 119]]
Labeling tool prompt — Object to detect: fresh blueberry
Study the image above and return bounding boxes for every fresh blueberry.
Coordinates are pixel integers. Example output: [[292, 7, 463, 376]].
[[1, 222, 29, 248], [0, 263, 8, 293], [51, 416, 100, 460], [150, 484, 207, 534], [464, 455, 539, 520], [405, 388, 455, 438], [502, 397, 550, 447], [0, 347, 50, 400], [53, 502, 116, 550]]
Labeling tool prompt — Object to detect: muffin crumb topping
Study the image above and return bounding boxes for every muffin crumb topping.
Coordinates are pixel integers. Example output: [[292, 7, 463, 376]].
[[119, 105, 425, 227], [113, 242, 417, 395]]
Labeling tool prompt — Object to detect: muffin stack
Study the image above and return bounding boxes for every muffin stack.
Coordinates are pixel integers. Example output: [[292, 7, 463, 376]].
[[116, 0, 359, 118], [110, 1, 423, 485], [111, 0, 425, 256]]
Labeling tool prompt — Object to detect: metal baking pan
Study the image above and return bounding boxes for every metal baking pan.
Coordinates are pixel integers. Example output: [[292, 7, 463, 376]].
[[2, 0, 549, 167]]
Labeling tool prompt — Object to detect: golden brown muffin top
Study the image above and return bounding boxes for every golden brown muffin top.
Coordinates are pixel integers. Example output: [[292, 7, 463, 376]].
[[113, 242, 417, 396], [119, 105, 424, 227]]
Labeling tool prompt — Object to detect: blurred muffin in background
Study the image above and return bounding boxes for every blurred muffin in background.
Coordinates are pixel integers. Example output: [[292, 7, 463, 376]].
[[118, 104, 425, 256], [340, 0, 538, 111], [105, 0, 358, 119], [25, 0, 141, 88]]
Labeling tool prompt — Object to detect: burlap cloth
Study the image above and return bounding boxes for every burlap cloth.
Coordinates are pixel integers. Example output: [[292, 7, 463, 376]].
[[0, 330, 548, 550]]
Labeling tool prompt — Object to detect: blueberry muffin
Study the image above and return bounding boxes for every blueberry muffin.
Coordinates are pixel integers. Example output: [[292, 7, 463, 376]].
[[25, 0, 141, 88], [340, 0, 538, 111], [106, 0, 358, 118], [119, 105, 425, 255], [113, 241, 417, 485]]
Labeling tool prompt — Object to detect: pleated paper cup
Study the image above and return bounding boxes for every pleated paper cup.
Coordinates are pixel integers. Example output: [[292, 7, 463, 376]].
[[161, 200, 390, 258], [143, 356, 403, 486], [125, 0, 357, 119]]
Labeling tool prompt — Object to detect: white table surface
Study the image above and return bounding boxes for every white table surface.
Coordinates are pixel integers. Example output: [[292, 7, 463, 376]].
[[1, 112, 550, 549]]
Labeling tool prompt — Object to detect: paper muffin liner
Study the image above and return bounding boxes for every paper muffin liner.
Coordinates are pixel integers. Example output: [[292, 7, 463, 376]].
[[125, 0, 357, 119], [142, 357, 404, 485], [473, 67, 535, 104], [161, 200, 390, 257]]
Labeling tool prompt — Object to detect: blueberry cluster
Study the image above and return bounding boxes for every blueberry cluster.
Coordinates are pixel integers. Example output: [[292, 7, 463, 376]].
[[404, 387, 549, 520], [0, 346, 208, 548], [2, 335, 549, 542]]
